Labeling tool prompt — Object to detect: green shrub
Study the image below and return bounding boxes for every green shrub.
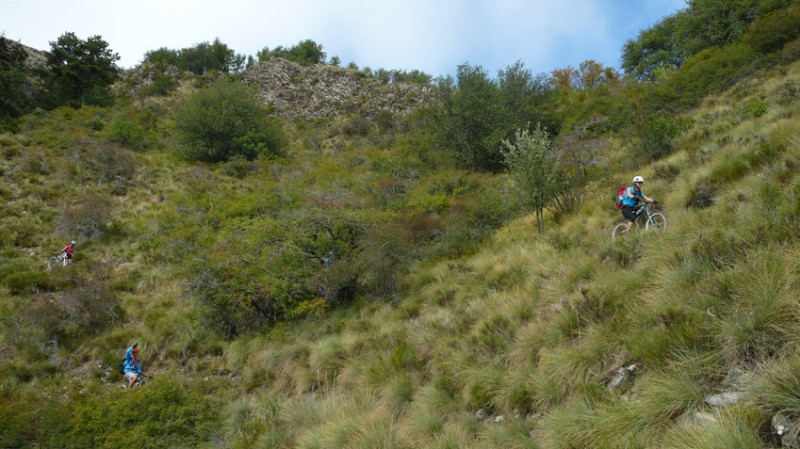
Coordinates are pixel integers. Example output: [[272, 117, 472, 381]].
[[652, 44, 758, 111], [4, 270, 52, 294], [633, 113, 692, 161], [56, 193, 113, 240], [745, 4, 800, 54], [106, 113, 146, 149], [741, 97, 769, 118], [684, 177, 718, 209], [175, 80, 286, 162], [342, 115, 372, 137], [53, 374, 217, 448]]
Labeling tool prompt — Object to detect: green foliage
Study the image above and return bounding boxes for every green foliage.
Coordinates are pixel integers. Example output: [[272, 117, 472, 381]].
[[52, 375, 217, 448], [0, 257, 53, 294], [501, 125, 559, 234], [106, 113, 146, 149], [56, 193, 114, 240], [623, 0, 793, 80], [745, 4, 800, 53], [0, 34, 33, 129], [40, 32, 120, 108], [650, 44, 758, 111], [633, 113, 692, 161], [258, 39, 327, 66], [622, 12, 691, 81], [144, 38, 245, 74], [175, 80, 286, 162], [429, 62, 558, 172]]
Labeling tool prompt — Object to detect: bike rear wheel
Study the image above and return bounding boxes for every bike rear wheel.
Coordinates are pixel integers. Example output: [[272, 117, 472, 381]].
[[612, 222, 628, 239], [646, 213, 667, 231]]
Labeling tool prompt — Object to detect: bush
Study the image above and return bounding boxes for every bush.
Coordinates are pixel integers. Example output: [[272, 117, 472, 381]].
[[175, 80, 286, 162], [633, 113, 692, 161], [56, 193, 114, 240], [745, 4, 800, 54], [651, 44, 758, 111], [5, 270, 52, 294], [54, 374, 217, 448], [106, 113, 146, 149]]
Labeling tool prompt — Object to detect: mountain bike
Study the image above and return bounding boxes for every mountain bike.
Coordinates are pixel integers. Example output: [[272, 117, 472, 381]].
[[46, 252, 70, 270], [612, 202, 667, 239], [121, 372, 147, 389]]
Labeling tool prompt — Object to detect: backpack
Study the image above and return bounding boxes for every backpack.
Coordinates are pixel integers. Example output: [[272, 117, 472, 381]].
[[615, 185, 628, 209], [119, 358, 126, 375]]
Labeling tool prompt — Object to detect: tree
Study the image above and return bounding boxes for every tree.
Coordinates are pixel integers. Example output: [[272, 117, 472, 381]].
[[744, 3, 800, 53], [0, 34, 31, 129], [175, 80, 286, 162], [497, 61, 559, 135], [257, 39, 326, 66], [501, 125, 559, 234], [429, 62, 558, 172], [433, 63, 504, 171], [42, 32, 120, 108], [622, 0, 794, 80], [622, 12, 691, 81], [144, 39, 245, 74]]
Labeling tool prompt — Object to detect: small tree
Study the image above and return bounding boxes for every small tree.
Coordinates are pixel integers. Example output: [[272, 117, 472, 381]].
[[501, 125, 559, 234], [175, 80, 286, 162], [257, 39, 326, 66], [42, 32, 120, 108], [0, 34, 32, 128]]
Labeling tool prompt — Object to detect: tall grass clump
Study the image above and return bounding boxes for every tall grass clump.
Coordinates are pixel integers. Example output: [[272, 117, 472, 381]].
[[717, 246, 800, 362], [660, 405, 766, 449]]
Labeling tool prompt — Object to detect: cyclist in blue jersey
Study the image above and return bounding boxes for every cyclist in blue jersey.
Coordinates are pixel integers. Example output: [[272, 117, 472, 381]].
[[621, 176, 656, 235], [123, 343, 142, 389]]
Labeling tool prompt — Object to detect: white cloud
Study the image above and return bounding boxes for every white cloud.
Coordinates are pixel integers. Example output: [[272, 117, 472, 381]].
[[0, 0, 686, 77]]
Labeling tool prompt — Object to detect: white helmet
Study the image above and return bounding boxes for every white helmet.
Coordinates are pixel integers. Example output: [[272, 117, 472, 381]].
[[632, 176, 645, 183]]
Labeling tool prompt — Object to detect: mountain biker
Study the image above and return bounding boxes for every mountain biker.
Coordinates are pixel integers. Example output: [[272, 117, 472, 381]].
[[61, 240, 76, 261], [621, 176, 656, 234], [123, 343, 142, 389]]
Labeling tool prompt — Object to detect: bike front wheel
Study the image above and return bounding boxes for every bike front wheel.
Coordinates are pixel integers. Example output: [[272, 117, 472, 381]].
[[46, 257, 60, 270], [646, 213, 667, 231], [612, 222, 628, 239]]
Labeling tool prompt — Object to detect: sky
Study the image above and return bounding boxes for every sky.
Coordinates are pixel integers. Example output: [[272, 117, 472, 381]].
[[1, 0, 686, 78]]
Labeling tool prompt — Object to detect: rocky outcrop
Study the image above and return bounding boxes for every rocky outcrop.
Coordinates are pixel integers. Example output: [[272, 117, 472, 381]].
[[242, 58, 436, 120]]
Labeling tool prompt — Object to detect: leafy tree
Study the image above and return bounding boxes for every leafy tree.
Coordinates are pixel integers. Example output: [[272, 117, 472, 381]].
[[497, 61, 559, 136], [175, 80, 286, 162], [744, 3, 800, 53], [622, 12, 692, 81], [0, 34, 31, 129], [433, 63, 503, 171], [622, 0, 794, 80], [257, 39, 326, 66], [649, 43, 758, 111], [143, 47, 180, 66], [501, 125, 559, 234], [41, 32, 120, 108], [429, 62, 557, 171], [143, 39, 245, 74]]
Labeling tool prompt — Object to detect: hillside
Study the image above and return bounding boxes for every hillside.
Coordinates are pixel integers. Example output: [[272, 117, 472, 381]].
[[3, 8, 800, 447]]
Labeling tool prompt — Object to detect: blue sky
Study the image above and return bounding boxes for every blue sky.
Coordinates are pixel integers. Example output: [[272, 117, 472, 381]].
[[1, 0, 685, 77]]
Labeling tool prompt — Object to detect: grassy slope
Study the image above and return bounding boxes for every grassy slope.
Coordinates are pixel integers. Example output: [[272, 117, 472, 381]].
[[2, 61, 800, 448], [214, 62, 800, 448]]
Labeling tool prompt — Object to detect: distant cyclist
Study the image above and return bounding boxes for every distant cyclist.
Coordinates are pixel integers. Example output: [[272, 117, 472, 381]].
[[621, 176, 656, 235], [60, 240, 76, 262], [123, 343, 143, 389]]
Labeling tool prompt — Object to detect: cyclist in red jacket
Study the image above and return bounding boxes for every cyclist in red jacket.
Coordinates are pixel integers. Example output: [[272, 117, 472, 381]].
[[61, 240, 76, 261]]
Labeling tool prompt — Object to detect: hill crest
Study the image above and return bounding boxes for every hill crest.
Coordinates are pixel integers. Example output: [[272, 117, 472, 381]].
[[242, 58, 436, 119]]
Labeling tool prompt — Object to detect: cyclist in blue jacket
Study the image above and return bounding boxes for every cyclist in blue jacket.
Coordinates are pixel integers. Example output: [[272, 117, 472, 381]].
[[123, 343, 142, 389], [621, 176, 656, 235]]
